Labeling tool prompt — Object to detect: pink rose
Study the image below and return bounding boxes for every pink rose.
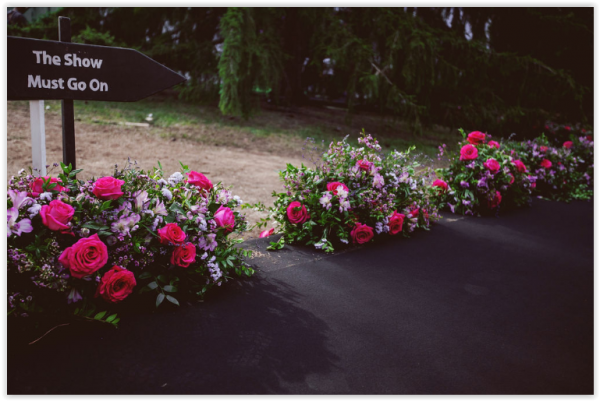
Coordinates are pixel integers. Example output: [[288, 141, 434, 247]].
[[409, 207, 419, 218], [540, 159, 552, 169], [95, 265, 136, 303], [259, 228, 274, 238], [483, 158, 501, 174], [388, 211, 405, 235], [214, 206, 235, 233], [187, 171, 213, 192], [563, 141, 573, 149], [508, 173, 515, 185], [158, 223, 186, 245], [512, 160, 527, 173], [565, 126, 571, 131], [459, 144, 478, 161], [467, 131, 487, 145], [29, 177, 66, 198], [171, 243, 196, 268], [327, 182, 349, 195], [92, 177, 125, 200], [432, 179, 448, 192], [540, 146, 548, 152], [286, 201, 309, 224], [58, 234, 108, 279], [488, 191, 502, 209], [488, 141, 500, 149], [357, 160, 373, 172], [350, 222, 374, 244], [40, 199, 74, 231]]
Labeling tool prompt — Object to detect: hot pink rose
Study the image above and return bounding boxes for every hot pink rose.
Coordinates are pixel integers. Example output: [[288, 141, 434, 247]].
[[40, 199, 74, 231], [58, 234, 108, 279], [459, 144, 478, 161], [92, 176, 125, 200], [286, 201, 309, 224], [171, 243, 196, 268], [388, 211, 405, 235], [214, 206, 235, 233], [488, 191, 502, 209], [512, 160, 527, 173], [540, 146, 548, 152], [28, 177, 66, 198], [327, 182, 349, 195], [357, 160, 373, 172], [483, 158, 501, 174], [187, 171, 213, 191], [158, 223, 186, 245], [540, 159, 552, 169], [409, 207, 419, 218], [432, 179, 448, 192], [508, 173, 515, 185], [488, 141, 500, 149], [563, 141, 573, 149], [467, 131, 487, 145], [351, 222, 374, 244], [95, 265, 136, 303], [259, 228, 275, 238]]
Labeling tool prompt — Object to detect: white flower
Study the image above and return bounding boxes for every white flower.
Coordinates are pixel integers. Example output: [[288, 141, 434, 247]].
[[319, 192, 333, 209], [161, 188, 173, 201], [27, 203, 42, 218], [40, 192, 53, 201], [340, 238, 349, 244], [18, 169, 25, 175], [168, 172, 184, 186], [336, 185, 349, 199], [157, 178, 168, 187]]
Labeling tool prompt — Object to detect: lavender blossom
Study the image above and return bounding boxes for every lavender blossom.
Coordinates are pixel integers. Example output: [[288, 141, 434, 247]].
[[7, 207, 33, 237]]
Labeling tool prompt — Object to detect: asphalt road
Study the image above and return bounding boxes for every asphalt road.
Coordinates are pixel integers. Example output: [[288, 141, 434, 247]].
[[7, 198, 594, 394]]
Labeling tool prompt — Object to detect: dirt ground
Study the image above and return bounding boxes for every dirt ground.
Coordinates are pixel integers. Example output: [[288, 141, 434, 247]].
[[6, 103, 308, 239]]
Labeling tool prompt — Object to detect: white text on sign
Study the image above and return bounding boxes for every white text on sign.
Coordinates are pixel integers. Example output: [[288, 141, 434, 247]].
[[32, 50, 104, 69]]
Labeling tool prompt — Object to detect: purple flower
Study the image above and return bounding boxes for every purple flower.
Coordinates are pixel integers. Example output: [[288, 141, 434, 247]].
[[198, 233, 217, 252], [7, 207, 33, 237], [8, 189, 33, 210], [460, 181, 469, 188], [134, 190, 149, 211]]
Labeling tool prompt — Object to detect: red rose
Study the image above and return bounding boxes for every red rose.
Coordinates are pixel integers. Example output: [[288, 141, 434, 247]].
[[326, 182, 349, 195], [58, 234, 108, 279], [187, 171, 213, 191], [95, 265, 136, 303], [158, 223, 186, 245], [171, 243, 196, 268], [259, 228, 275, 238], [483, 158, 501, 174], [459, 144, 478, 161], [488, 141, 500, 149], [586, 135, 592, 141], [563, 141, 573, 149], [92, 176, 125, 200], [388, 211, 405, 235], [540, 146, 548, 152], [488, 191, 502, 209], [467, 131, 487, 145], [540, 159, 552, 169], [432, 179, 448, 192], [409, 207, 419, 218], [512, 160, 527, 173], [286, 201, 309, 224], [214, 206, 235, 233], [357, 160, 373, 172], [565, 126, 571, 131], [350, 222, 374, 244], [40, 199, 74, 231], [28, 177, 66, 198]]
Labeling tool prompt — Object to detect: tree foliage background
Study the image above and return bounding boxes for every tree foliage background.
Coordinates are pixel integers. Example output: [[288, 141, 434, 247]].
[[8, 7, 593, 136]]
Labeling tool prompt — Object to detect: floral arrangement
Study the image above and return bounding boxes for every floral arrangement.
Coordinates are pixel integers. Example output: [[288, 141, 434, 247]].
[[8, 161, 254, 327], [434, 129, 536, 216], [265, 132, 441, 252], [505, 133, 593, 202]]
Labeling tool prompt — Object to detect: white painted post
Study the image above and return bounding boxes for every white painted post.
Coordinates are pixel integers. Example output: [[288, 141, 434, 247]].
[[29, 100, 47, 176]]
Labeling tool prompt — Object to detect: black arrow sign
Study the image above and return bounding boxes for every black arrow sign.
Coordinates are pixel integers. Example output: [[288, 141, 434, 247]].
[[8, 36, 186, 102]]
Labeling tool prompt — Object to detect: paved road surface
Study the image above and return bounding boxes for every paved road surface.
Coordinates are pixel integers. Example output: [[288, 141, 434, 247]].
[[8, 198, 593, 394]]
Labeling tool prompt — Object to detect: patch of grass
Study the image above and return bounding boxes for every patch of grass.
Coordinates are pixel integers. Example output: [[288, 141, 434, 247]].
[[8, 97, 461, 160]]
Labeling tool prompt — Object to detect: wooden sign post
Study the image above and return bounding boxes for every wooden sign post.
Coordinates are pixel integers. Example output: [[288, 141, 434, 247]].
[[8, 16, 187, 173]]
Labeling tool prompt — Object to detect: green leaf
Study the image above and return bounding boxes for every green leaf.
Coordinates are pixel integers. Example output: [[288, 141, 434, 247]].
[[139, 272, 152, 280], [94, 311, 107, 320], [166, 295, 180, 306], [163, 285, 177, 293], [112, 318, 120, 325], [147, 281, 158, 290], [81, 221, 110, 231], [100, 200, 112, 211], [157, 275, 168, 283], [156, 293, 165, 307], [105, 313, 118, 323]]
